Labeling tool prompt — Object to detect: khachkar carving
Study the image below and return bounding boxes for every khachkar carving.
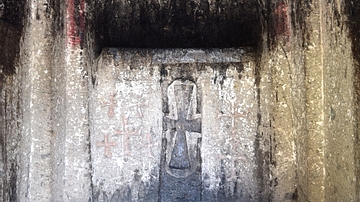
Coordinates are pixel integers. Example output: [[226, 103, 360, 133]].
[[159, 80, 202, 201]]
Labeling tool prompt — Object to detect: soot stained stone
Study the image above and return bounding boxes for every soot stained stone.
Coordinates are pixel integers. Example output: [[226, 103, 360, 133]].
[[94, 0, 261, 48], [0, 0, 25, 25], [0, 0, 25, 75]]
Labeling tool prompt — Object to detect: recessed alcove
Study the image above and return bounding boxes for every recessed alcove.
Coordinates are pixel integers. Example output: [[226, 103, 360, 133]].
[[1, 0, 360, 201], [88, 2, 263, 201], [92, 0, 262, 49]]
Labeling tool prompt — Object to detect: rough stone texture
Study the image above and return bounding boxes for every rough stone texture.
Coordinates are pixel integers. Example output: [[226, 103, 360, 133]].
[[92, 0, 261, 48], [321, 1, 356, 201], [0, 71, 21, 202], [257, 1, 306, 201], [0, 0, 360, 201], [257, 0, 358, 201], [294, 1, 356, 201], [18, 0, 54, 200], [0, 7, 23, 201], [303, 2, 327, 201], [90, 48, 259, 201], [0, 20, 22, 76], [51, 0, 93, 200], [347, 1, 360, 201]]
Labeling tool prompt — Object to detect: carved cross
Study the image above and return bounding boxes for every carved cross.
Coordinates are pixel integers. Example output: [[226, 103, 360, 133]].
[[145, 132, 155, 158], [166, 83, 201, 169], [96, 134, 117, 158], [218, 100, 247, 137], [102, 93, 117, 118], [114, 114, 140, 155], [128, 101, 147, 118]]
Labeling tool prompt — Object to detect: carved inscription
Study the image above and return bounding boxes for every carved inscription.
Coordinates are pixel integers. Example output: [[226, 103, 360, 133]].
[[218, 98, 247, 137], [97, 92, 148, 158], [133, 102, 148, 118], [102, 93, 117, 118], [96, 134, 117, 158], [145, 132, 154, 158], [114, 114, 140, 155], [91, 48, 258, 201]]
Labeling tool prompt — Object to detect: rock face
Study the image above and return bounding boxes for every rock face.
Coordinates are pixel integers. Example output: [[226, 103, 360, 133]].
[[90, 48, 259, 201], [0, 0, 360, 202], [93, 0, 260, 48]]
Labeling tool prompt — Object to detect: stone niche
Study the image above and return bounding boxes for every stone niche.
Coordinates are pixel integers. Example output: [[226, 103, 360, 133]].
[[90, 48, 258, 201], [89, 0, 262, 201]]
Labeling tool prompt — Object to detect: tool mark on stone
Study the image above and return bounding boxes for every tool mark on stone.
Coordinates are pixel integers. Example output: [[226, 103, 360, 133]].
[[96, 134, 117, 158], [114, 114, 140, 155]]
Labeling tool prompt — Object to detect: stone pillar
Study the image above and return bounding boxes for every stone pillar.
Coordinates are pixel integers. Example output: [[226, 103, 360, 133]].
[[348, 1, 360, 201], [321, 1, 356, 200], [259, 1, 307, 201], [303, 1, 326, 200], [51, 0, 92, 200], [18, 0, 53, 200]]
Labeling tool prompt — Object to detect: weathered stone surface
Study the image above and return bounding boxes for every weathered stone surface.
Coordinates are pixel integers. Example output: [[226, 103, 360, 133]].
[[348, 1, 360, 201], [93, 0, 261, 48], [321, 1, 356, 201], [90, 48, 259, 201], [0, 20, 21, 76], [1, 0, 360, 201], [17, 0, 54, 200]]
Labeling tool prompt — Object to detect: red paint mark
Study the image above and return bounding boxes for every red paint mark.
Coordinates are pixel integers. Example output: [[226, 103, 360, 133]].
[[114, 114, 140, 155], [128, 100, 148, 118], [273, 2, 290, 41], [145, 133, 154, 158], [218, 102, 248, 137], [102, 93, 117, 118], [96, 134, 117, 158], [67, 0, 85, 46]]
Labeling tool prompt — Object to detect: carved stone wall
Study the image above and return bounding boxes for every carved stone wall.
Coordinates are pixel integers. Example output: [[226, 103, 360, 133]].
[[90, 48, 259, 201], [0, 0, 359, 201]]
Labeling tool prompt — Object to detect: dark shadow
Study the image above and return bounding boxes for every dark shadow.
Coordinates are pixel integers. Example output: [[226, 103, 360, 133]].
[[345, 1, 360, 201], [0, 0, 26, 75], [92, 0, 262, 51]]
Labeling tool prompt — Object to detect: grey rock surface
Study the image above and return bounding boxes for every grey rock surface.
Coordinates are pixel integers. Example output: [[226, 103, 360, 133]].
[[90, 48, 259, 201], [1, 0, 360, 201]]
